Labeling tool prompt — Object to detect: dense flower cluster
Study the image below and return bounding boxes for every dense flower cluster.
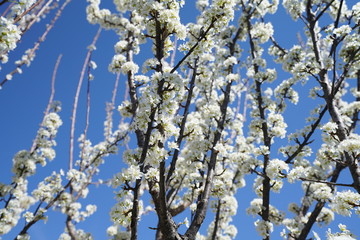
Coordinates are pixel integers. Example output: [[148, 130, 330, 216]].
[[0, 17, 21, 63], [1, 0, 360, 239], [0, 0, 53, 63], [0, 112, 62, 235]]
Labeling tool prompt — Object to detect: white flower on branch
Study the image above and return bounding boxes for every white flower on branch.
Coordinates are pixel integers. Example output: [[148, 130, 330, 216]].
[[331, 190, 360, 217], [266, 159, 289, 179], [327, 224, 356, 240], [0, 17, 21, 57], [254, 219, 273, 238]]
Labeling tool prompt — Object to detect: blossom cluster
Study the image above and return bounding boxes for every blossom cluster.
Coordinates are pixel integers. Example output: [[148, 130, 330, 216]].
[[0, 112, 62, 235], [0, 0, 51, 63], [3, 0, 360, 239], [0, 17, 21, 63]]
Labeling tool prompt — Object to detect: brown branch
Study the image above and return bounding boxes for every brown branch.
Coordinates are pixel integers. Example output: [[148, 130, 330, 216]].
[[167, 175, 186, 212], [285, 106, 327, 164], [350, 71, 360, 131], [146, 13, 183, 240], [245, 9, 272, 240], [297, 165, 343, 240], [184, 17, 243, 239], [297, 201, 326, 240], [15, 180, 72, 238], [166, 61, 197, 185], [14, 119, 128, 238], [292, 4, 351, 239], [185, 80, 233, 240], [170, 18, 216, 74], [169, 200, 191, 217], [130, 179, 141, 240], [211, 200, 221, 240], [306, 1, 322, 68], [66, 216, 79, 240], [123, 25, 144, 149], [300, 177, 354, 187], [314, 0, 337, 22]]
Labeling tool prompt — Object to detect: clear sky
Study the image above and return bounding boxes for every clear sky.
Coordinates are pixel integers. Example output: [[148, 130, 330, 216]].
[[0, 1, 359, 240]]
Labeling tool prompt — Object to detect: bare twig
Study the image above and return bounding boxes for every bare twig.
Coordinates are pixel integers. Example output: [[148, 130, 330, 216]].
[[104, 73, 121, 140], [1, 1, 13, 16], [300, 177, 354, 187], [69, 27, 101, 170], [79, 57, 93, 164], [30, 54, 62, 153]]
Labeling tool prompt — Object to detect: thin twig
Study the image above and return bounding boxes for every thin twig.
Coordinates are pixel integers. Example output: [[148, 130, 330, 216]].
[[166, 60, 197, 185], [14, 0, 44, 23], [1, 1, 13, 16], [15, 127, 126, 236], [104, 72, 120, 140], [22, 0, 54, 34], [170, 18, 216, 74], [79, 58, 93, 163], [45, 54, 62, 115], [30, 54, 62, 153], [112, 73, 120, 110], [112, 74, 121, 131], [300, 177, 354, 187], [69, 27, 101, 170]]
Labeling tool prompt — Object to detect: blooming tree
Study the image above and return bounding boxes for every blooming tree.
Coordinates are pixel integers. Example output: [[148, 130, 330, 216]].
[[1, 0, 360, 240]]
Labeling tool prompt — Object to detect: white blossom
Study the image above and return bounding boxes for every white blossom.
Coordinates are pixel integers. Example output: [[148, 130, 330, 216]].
[[255, 219, 273, 238], [327, 224, 356, 240], [251, 22, 274, 43], [321, 122, 338, 134], [0, 17, 21, 55], [283, 0, 305, 20], [266, 159, 289, 179], [121, 61, 139, 74], [331, 190, 360, 216]]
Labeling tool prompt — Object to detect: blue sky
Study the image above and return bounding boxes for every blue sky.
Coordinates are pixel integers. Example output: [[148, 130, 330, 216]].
[[0, 1, 359, 239]]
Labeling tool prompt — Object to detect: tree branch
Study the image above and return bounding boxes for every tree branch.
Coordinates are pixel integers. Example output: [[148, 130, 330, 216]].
[[69, 27, 101, 170]]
